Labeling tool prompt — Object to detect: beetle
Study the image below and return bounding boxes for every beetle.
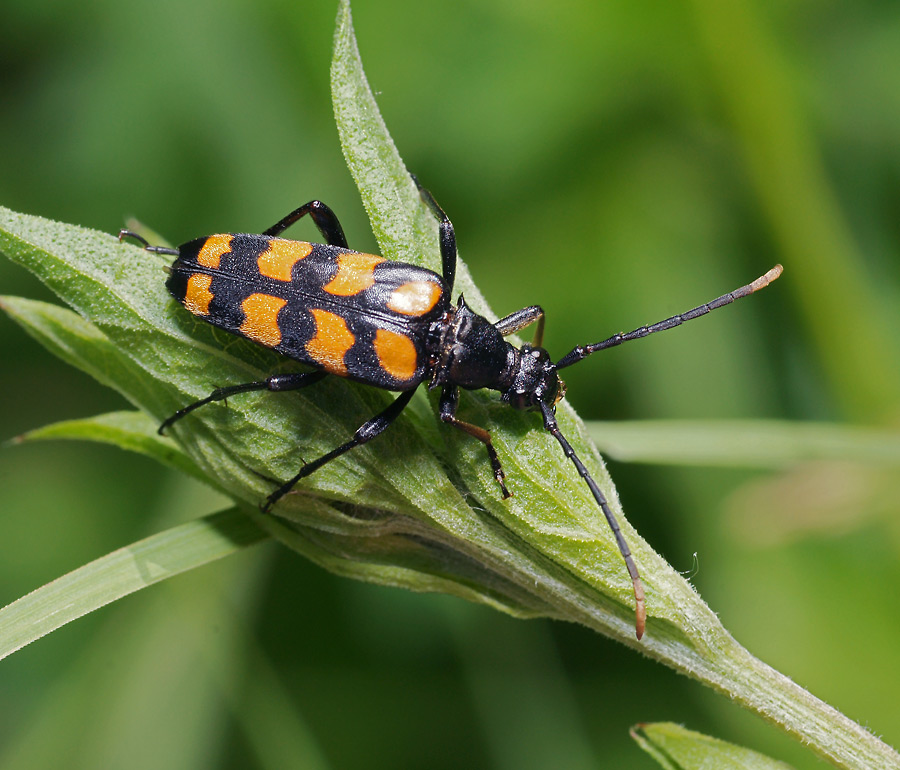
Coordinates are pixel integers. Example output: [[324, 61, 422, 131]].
[[119, 177, 782, 639]]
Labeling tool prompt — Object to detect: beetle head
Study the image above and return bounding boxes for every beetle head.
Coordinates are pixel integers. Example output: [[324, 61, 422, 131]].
[[501, 344, 565, 411]]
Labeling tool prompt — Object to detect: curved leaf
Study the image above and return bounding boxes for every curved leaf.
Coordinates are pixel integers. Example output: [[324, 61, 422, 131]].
[[12, 410, 207, 485], [632, 723, 795, 770]]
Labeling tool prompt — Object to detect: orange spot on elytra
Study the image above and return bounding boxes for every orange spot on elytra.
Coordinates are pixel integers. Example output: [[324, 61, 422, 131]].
[[387, 280, 442, 316], [374, 328, 418, 382], [197, 235, 232, 269], [240, 293, 287, 347], [185, 274, 214, 316], [306, 308, 355, 376], [323, 252, 384, 296], [258, 240, 313, 281]]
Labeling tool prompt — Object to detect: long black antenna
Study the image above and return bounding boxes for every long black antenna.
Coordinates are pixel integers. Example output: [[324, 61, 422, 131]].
[[556, 265, 782, 370], [540, 402, 646, 639]]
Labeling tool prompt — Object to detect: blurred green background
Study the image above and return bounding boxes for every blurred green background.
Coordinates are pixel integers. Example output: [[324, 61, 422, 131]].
[[2, 0, 899, 768]]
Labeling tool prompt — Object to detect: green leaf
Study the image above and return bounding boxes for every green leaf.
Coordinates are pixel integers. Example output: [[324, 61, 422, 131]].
[[0, 294, 169, 411], [330, 3, 433, 268], [631, 722, 796, 770], [330, 0, 492, 315], [0, 508, 266, 661], [587, 419, 900, 468], [12, 410, 208, 486]]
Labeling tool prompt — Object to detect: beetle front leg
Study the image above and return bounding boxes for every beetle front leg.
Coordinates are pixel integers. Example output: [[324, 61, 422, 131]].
[[439, 385, 510, 498]]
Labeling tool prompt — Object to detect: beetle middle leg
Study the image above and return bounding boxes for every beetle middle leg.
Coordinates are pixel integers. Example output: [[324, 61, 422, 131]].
[[262, 388, 418, 512], [439, 385, 510, 498]]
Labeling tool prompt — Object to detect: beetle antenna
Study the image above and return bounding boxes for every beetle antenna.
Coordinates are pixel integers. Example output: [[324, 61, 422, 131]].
[[555, 265, 782, 370], [118, 229, 180, 256], [540, 402, 646, 639]]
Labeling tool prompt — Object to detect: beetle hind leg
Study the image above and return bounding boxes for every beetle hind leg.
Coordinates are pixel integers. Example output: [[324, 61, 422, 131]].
[[159, 370, 328, 434]]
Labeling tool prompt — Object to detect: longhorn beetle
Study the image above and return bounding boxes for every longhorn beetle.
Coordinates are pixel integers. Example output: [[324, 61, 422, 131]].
[[120, 178, 782, 639]]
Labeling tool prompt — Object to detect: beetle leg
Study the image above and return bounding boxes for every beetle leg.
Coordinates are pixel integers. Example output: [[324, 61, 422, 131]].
[[494, 305, 545, 347], [412, 175, 457, 295], [262, 200, 349, 248], [262, 388, 418, 512], [439, 385, 510, 498], [158, 370, 328, 435]]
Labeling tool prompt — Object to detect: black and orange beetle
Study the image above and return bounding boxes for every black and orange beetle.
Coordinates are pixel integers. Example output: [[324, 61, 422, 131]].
[[120, 178, 782, 639]]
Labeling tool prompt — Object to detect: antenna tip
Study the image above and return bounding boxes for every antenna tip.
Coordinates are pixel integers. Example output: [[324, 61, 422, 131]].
[[634, 582, 646, 640], [747, 264, 783, 294]]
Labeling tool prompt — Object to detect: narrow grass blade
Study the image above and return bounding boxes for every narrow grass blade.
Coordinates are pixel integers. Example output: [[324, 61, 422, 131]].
[[588, 420, 900, 468], [0, 508, 267, 661]]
